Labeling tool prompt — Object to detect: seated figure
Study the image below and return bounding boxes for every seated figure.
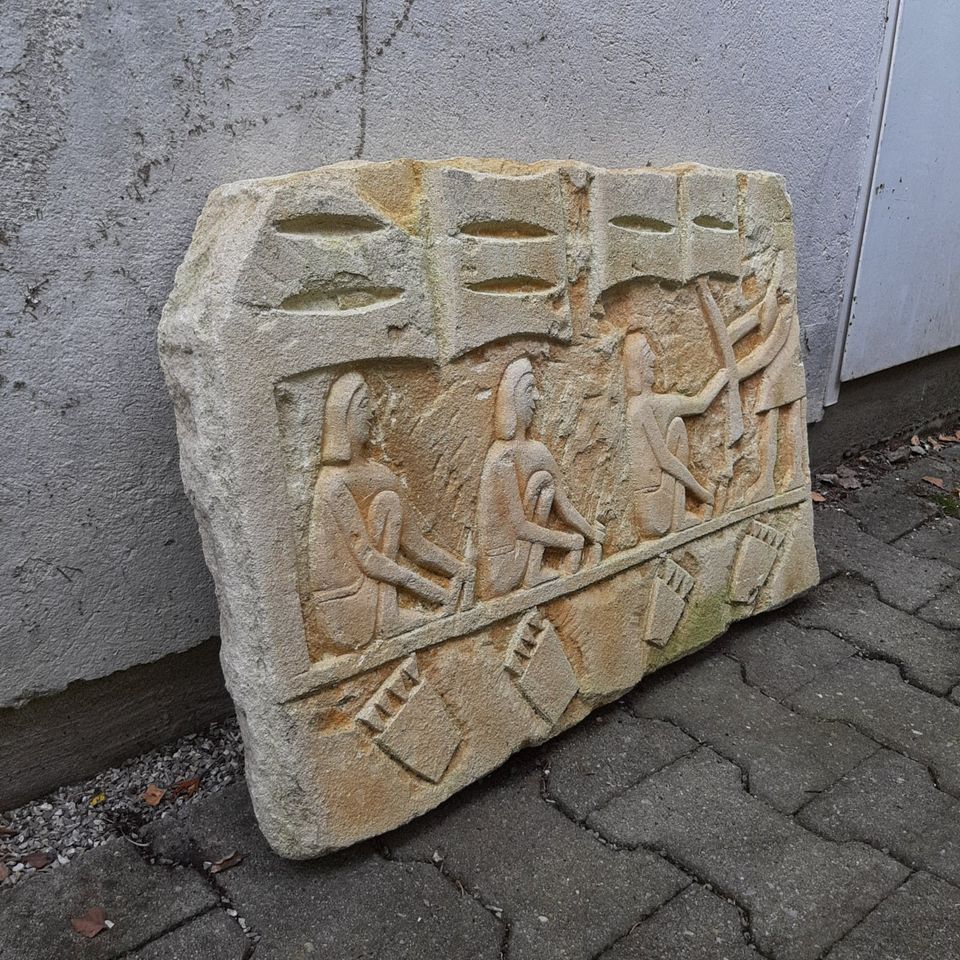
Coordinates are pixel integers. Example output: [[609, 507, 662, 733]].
[[308, 372, 466, 651], [476, 357, 605, 599], [624, 331, 728, 539]]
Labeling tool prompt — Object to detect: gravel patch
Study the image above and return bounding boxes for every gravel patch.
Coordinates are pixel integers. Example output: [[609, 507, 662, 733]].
[[1, 718, 243, 890]]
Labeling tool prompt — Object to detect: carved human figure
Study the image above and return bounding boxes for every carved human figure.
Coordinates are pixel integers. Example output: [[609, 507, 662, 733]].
[[623, 332, 729, 539], [697, 253, 805, 502], [308, 373, 467, 651], [476, 357, 605, 599]]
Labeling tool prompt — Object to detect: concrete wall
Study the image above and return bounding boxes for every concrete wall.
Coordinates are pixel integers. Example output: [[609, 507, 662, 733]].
[[1, 0, 890, 709]]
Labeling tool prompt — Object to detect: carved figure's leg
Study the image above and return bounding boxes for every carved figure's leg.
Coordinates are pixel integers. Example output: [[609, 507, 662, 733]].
[[522, 470, 563, 586], [747, 409, 779, 503], [368, 490, 403, 637]]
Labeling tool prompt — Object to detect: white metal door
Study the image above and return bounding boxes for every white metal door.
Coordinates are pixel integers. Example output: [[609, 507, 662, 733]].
[[841, 0, 960, 380]]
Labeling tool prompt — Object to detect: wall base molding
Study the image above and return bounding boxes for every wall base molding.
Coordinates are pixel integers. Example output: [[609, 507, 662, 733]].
[[1, 638, 233, 812]]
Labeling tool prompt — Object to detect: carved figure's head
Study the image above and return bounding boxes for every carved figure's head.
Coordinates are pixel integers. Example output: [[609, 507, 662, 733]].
[[321, 372, 372, 463], [623, 331, 657, 395], [495, 357, 538, 440]]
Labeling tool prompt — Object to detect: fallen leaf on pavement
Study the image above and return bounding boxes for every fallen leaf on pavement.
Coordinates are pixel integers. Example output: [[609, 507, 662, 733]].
[[939, 434, 958, 443], [911, 435, 920, 446], [70, 907, 109, 939], [89, 792, 106, 807], [923, 476, 946, 490], [24, 851, 53, 870], [172, 778, 201, 798], [142, 784, 166, 807], [0, 863, 10, 882], [209, 851, 243, 874], [810, 491, 826, 503]]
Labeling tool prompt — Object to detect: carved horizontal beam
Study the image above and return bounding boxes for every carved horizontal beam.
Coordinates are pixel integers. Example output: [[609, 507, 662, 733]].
[[279, 483, 809, 702]]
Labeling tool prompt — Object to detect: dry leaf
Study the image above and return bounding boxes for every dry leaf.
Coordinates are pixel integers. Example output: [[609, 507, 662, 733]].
[[70, 907, 108, 939], [923, 476, 946, 490], [172, 778, 201, 798], [25, 851, 53, 870], [142, 784, 166, 807], [0, 863, 10, 882], [89, 792, 106, 807], [810, 491, 827, 503], [209, 851, 243, 874], [911, 435, 920, 446], [938, 433, 958, 444]]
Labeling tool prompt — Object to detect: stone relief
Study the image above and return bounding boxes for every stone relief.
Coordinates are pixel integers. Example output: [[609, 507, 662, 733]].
[[159, 158, 819, 858]]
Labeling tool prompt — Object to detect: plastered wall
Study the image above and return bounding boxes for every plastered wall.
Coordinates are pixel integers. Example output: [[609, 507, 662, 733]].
[[0, 0, 889, 706]]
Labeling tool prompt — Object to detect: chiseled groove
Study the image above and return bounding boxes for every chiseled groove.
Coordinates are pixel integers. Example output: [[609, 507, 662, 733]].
[[464, 275, 557, 295], [459, 219, 554, 240], [273, 212, 386, 237], [277, 286, 404, 314], [692, 214, 736, 230], [609, 214, 676, 234]]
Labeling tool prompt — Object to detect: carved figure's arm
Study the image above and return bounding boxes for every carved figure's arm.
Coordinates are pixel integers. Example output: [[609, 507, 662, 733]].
[[491, 456, 583, 552], [399, 517, 462, 578], [330, 483, 447, 605], [736, 302, 793, 381], [726, 301, 762, 344], [639, 403, 713, 504], [669, 369, 730, 418], [535, 448, 604, 544]]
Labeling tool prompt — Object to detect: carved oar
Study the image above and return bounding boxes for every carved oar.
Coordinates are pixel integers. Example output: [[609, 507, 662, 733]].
[[442, 530, 476, 615], [696, 277, 744, 447]]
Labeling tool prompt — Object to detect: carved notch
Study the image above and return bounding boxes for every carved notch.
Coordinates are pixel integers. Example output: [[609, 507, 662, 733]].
[[356, 655, 461, 783], [730, 520, 785, 604], [642, 559, 694, 648], [504, 609, 578, 725]]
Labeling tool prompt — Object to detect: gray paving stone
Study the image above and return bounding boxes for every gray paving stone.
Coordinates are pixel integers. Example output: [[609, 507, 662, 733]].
[[717, 615, 856, 700], [541, 708, 696, 821], [895, 515, 960, 568], [788, 575, 960, 694], [798, 749, 960, 886], [0, 840, 218, 960], [788, 657, 960, 795], [389, 759, 689, 960], [589, 749, 908, 960], [840, 471, 938, 542], [917, 582, 960, 630], [813, 508, 957, 612], [600, 885, 756, 960], [824, 872, 960, 960], [126, 910, 248, 960], [627, 654, 876, 813], [147, 784, 503, 960]]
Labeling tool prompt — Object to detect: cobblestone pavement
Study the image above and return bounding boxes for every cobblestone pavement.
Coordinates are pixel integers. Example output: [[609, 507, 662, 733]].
[[2, 440, 960, 959]]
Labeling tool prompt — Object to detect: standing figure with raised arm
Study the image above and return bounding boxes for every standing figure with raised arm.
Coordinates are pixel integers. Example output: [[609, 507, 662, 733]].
[[308, 373, 468, 652], [476, 357, 605, 599], [623, 331, 729, 539], [696, 253, 805, 502]]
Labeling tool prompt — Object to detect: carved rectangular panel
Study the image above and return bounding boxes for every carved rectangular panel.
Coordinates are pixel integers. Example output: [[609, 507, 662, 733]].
[[159, 158, 818, 859]]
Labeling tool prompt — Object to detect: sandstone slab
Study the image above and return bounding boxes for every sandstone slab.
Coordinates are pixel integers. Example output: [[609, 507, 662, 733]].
[[159, 158, 819, 857]]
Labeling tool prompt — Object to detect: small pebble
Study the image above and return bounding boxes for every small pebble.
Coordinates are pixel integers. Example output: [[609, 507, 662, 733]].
[[1, 718, 243, 890]]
